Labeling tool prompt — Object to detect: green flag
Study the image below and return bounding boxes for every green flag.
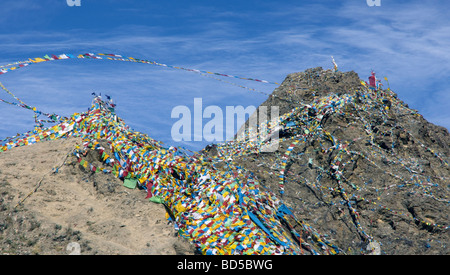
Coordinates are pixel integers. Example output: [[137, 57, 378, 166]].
[[149, 195, 164, 204], [123, 177, 138, 189]]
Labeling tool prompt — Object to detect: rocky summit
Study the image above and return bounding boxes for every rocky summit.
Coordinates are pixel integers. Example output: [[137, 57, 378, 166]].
[[227, 67, 450, 254]]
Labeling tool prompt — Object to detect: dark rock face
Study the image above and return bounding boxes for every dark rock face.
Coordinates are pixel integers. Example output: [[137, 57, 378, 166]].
[[232, 67, 450, 254]]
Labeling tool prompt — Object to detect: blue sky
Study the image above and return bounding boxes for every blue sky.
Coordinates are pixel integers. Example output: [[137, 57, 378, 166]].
[[0, 0, 449, 151]]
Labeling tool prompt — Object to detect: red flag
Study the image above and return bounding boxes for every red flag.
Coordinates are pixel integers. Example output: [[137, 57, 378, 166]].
[[369, 72, 376, 87]]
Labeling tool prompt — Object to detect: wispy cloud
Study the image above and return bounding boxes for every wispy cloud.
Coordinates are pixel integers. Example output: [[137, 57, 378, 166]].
[[1, 1, 449, 150]]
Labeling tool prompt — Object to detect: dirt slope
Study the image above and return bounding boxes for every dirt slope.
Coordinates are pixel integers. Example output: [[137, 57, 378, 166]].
[[0, 137, 195, 255]]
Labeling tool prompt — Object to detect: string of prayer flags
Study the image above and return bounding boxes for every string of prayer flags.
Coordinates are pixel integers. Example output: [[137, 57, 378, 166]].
[[0, 53, 281, 85]]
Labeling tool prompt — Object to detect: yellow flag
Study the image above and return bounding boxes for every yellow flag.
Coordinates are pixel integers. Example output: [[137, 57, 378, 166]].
[[175, 202, 186, 213], [33, 58, 46, 63]]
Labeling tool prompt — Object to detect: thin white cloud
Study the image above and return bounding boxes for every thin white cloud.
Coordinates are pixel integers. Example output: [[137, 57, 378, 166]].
[[0, 0, 449, 150]]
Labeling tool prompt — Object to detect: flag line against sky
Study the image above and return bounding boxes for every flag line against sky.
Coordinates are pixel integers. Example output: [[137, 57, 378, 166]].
[[0, 0, 449, 151]]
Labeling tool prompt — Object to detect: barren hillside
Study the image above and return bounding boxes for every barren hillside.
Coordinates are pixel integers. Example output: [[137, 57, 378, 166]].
[[0, 138, 195, 255]]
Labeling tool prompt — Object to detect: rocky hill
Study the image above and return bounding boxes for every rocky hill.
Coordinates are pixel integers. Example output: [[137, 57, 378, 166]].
[[227, 67, 450, 254], [1, 67, 449, 255], [0, 138, 196, 255]]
